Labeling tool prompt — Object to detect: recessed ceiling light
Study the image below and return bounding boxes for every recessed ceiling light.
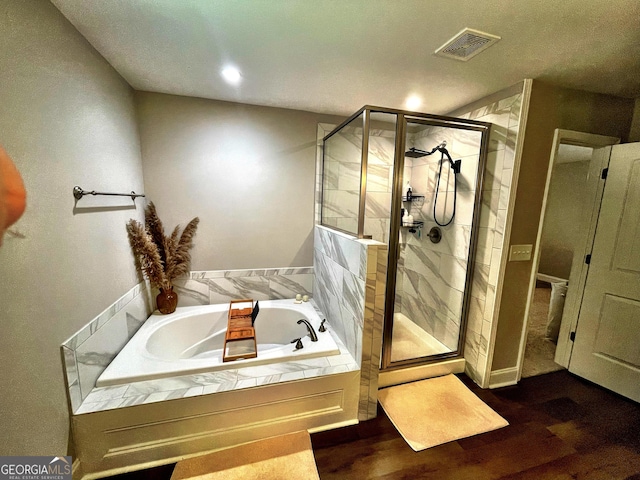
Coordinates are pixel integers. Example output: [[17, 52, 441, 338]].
[[221, 66, 242, 85], [405, 95, 422, 110]]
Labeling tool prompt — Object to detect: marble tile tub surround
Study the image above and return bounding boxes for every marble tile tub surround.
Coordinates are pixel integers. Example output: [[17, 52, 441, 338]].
[[61, 281, 155, 414], [72, 301, 357, 415], [62, 267, 316, 414], [172, 267, 314, 306], [313, 225, 387, 420]]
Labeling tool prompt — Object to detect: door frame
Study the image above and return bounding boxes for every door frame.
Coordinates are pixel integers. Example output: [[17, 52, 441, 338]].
[[515, 129, 619, 381]]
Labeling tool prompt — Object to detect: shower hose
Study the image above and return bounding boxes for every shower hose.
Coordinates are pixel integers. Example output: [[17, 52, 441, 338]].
[[433, 149, 457, 227]]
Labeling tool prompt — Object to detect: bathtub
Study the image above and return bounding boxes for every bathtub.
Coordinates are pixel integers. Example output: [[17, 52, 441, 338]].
[[96, 299, 340, 387]]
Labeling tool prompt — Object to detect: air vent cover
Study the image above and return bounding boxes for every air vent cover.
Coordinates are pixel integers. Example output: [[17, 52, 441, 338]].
[[435, 28, 501, 61]]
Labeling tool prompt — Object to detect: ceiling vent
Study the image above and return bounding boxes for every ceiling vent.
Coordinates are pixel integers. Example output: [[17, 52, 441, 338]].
[[435, 28, 501, 61]]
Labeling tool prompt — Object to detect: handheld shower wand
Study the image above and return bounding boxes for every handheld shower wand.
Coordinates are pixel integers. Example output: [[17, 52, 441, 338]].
[[404, 141, 461, 226], [433, 146, 459, 226]]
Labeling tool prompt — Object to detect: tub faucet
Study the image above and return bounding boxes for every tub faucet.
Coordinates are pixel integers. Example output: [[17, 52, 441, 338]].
[[297, 319, 318, 342]]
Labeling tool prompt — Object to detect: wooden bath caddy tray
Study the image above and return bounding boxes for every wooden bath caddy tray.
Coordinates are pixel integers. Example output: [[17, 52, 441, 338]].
[[222, 299, 258, 363]]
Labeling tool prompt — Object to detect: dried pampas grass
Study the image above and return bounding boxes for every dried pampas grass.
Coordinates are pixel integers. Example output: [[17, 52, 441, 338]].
[[144, 202, 167, 265], [169, 216, 199, 279], [126, 202, 199, 290]]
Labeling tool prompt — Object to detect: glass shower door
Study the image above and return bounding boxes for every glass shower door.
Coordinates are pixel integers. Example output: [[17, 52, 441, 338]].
[[385, 118, 486, 366], [321, 112, 365, 236]]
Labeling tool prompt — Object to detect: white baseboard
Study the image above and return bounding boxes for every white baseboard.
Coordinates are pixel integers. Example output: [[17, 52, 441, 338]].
[[488, 367, 519, 389]]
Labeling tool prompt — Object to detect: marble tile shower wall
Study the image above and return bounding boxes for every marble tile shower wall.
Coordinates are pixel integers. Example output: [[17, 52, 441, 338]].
[[322, 125, 362, 234], [313, 226, 367, 364], [361, 242, 387, 419], [313, 225, 386, 420], [318, 122, 396, 243], [316, 123, 336, 225], [61, 267, 315, 414], [315, 91, 524, 389], [454, 92, 524, 384], [364, 130, 395, 243], [396, 127, 482, 351]]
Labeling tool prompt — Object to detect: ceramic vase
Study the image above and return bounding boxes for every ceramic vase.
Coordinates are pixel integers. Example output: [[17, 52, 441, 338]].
[[156, 285, 178, 314]]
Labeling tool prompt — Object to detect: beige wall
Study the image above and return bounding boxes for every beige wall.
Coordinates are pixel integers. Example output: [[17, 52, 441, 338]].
[[135, 92, 343, 270], [491, 80, 634, 371], [630, 98, 640, 142], [0, 1, 144, 455]]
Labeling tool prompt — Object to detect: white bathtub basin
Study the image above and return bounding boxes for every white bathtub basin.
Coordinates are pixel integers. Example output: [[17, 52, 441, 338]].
[[97, 299, 339, 387]]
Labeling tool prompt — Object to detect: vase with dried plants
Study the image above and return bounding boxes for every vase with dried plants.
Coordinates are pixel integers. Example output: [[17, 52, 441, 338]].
[[126, 202, 199, 314]]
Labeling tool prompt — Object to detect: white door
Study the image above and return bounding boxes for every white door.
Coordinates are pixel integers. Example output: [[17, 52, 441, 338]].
[[555, 145, 613, 368], [569, 143, 640, 402]]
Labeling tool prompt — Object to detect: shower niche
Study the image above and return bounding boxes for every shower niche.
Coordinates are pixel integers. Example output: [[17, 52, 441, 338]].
[[321, 107, 489, 371]]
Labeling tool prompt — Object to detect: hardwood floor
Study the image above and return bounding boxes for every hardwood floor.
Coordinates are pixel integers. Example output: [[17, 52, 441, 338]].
[[107, 371, 640, 480], [312, 371, 640, 479]]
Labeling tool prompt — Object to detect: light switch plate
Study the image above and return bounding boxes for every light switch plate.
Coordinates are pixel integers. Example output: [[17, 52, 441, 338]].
[[509, 244, 532, 261]]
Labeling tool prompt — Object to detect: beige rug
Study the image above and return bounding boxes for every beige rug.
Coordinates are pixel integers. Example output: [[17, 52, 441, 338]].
[[378, 374, 508, 451], [171, 431, 319, 480]]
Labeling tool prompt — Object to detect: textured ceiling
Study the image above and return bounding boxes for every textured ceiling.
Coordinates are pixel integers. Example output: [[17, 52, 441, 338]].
[[51, 0, 640, 116]]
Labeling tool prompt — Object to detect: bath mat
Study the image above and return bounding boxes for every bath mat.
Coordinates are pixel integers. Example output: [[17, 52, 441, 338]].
[[378, 374, 508, 451], [170, 431, 320, 480]]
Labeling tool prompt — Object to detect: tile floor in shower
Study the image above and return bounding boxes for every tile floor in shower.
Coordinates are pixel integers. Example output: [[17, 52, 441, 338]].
[[391, 312, 450, 362]]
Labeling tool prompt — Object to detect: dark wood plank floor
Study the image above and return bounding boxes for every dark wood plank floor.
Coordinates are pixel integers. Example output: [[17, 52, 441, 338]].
[[312, 371, 640, 479], [108, 370, 640, 480]]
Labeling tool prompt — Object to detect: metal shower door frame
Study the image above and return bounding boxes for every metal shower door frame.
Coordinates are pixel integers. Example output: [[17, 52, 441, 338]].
[[381, 113, 490, 371]]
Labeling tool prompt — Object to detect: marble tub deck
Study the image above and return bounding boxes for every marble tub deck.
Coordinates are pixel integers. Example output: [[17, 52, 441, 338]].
[[74, 303, 358, 415]]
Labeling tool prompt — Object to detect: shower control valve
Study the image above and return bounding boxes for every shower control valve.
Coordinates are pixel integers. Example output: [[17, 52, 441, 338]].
[[427, 226, 442, 244]]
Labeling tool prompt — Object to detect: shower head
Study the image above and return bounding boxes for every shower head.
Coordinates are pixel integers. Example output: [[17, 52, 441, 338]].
[[406, 144, 462, 173], [405, 142, 448, 158], [405, 147, 430, 158]]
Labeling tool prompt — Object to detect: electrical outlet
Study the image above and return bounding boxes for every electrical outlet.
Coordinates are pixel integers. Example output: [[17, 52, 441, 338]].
[[509, 244, 532, 262]]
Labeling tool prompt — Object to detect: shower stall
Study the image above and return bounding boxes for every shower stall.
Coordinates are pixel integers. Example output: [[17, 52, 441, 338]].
[[321, 106, 489, 371]]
